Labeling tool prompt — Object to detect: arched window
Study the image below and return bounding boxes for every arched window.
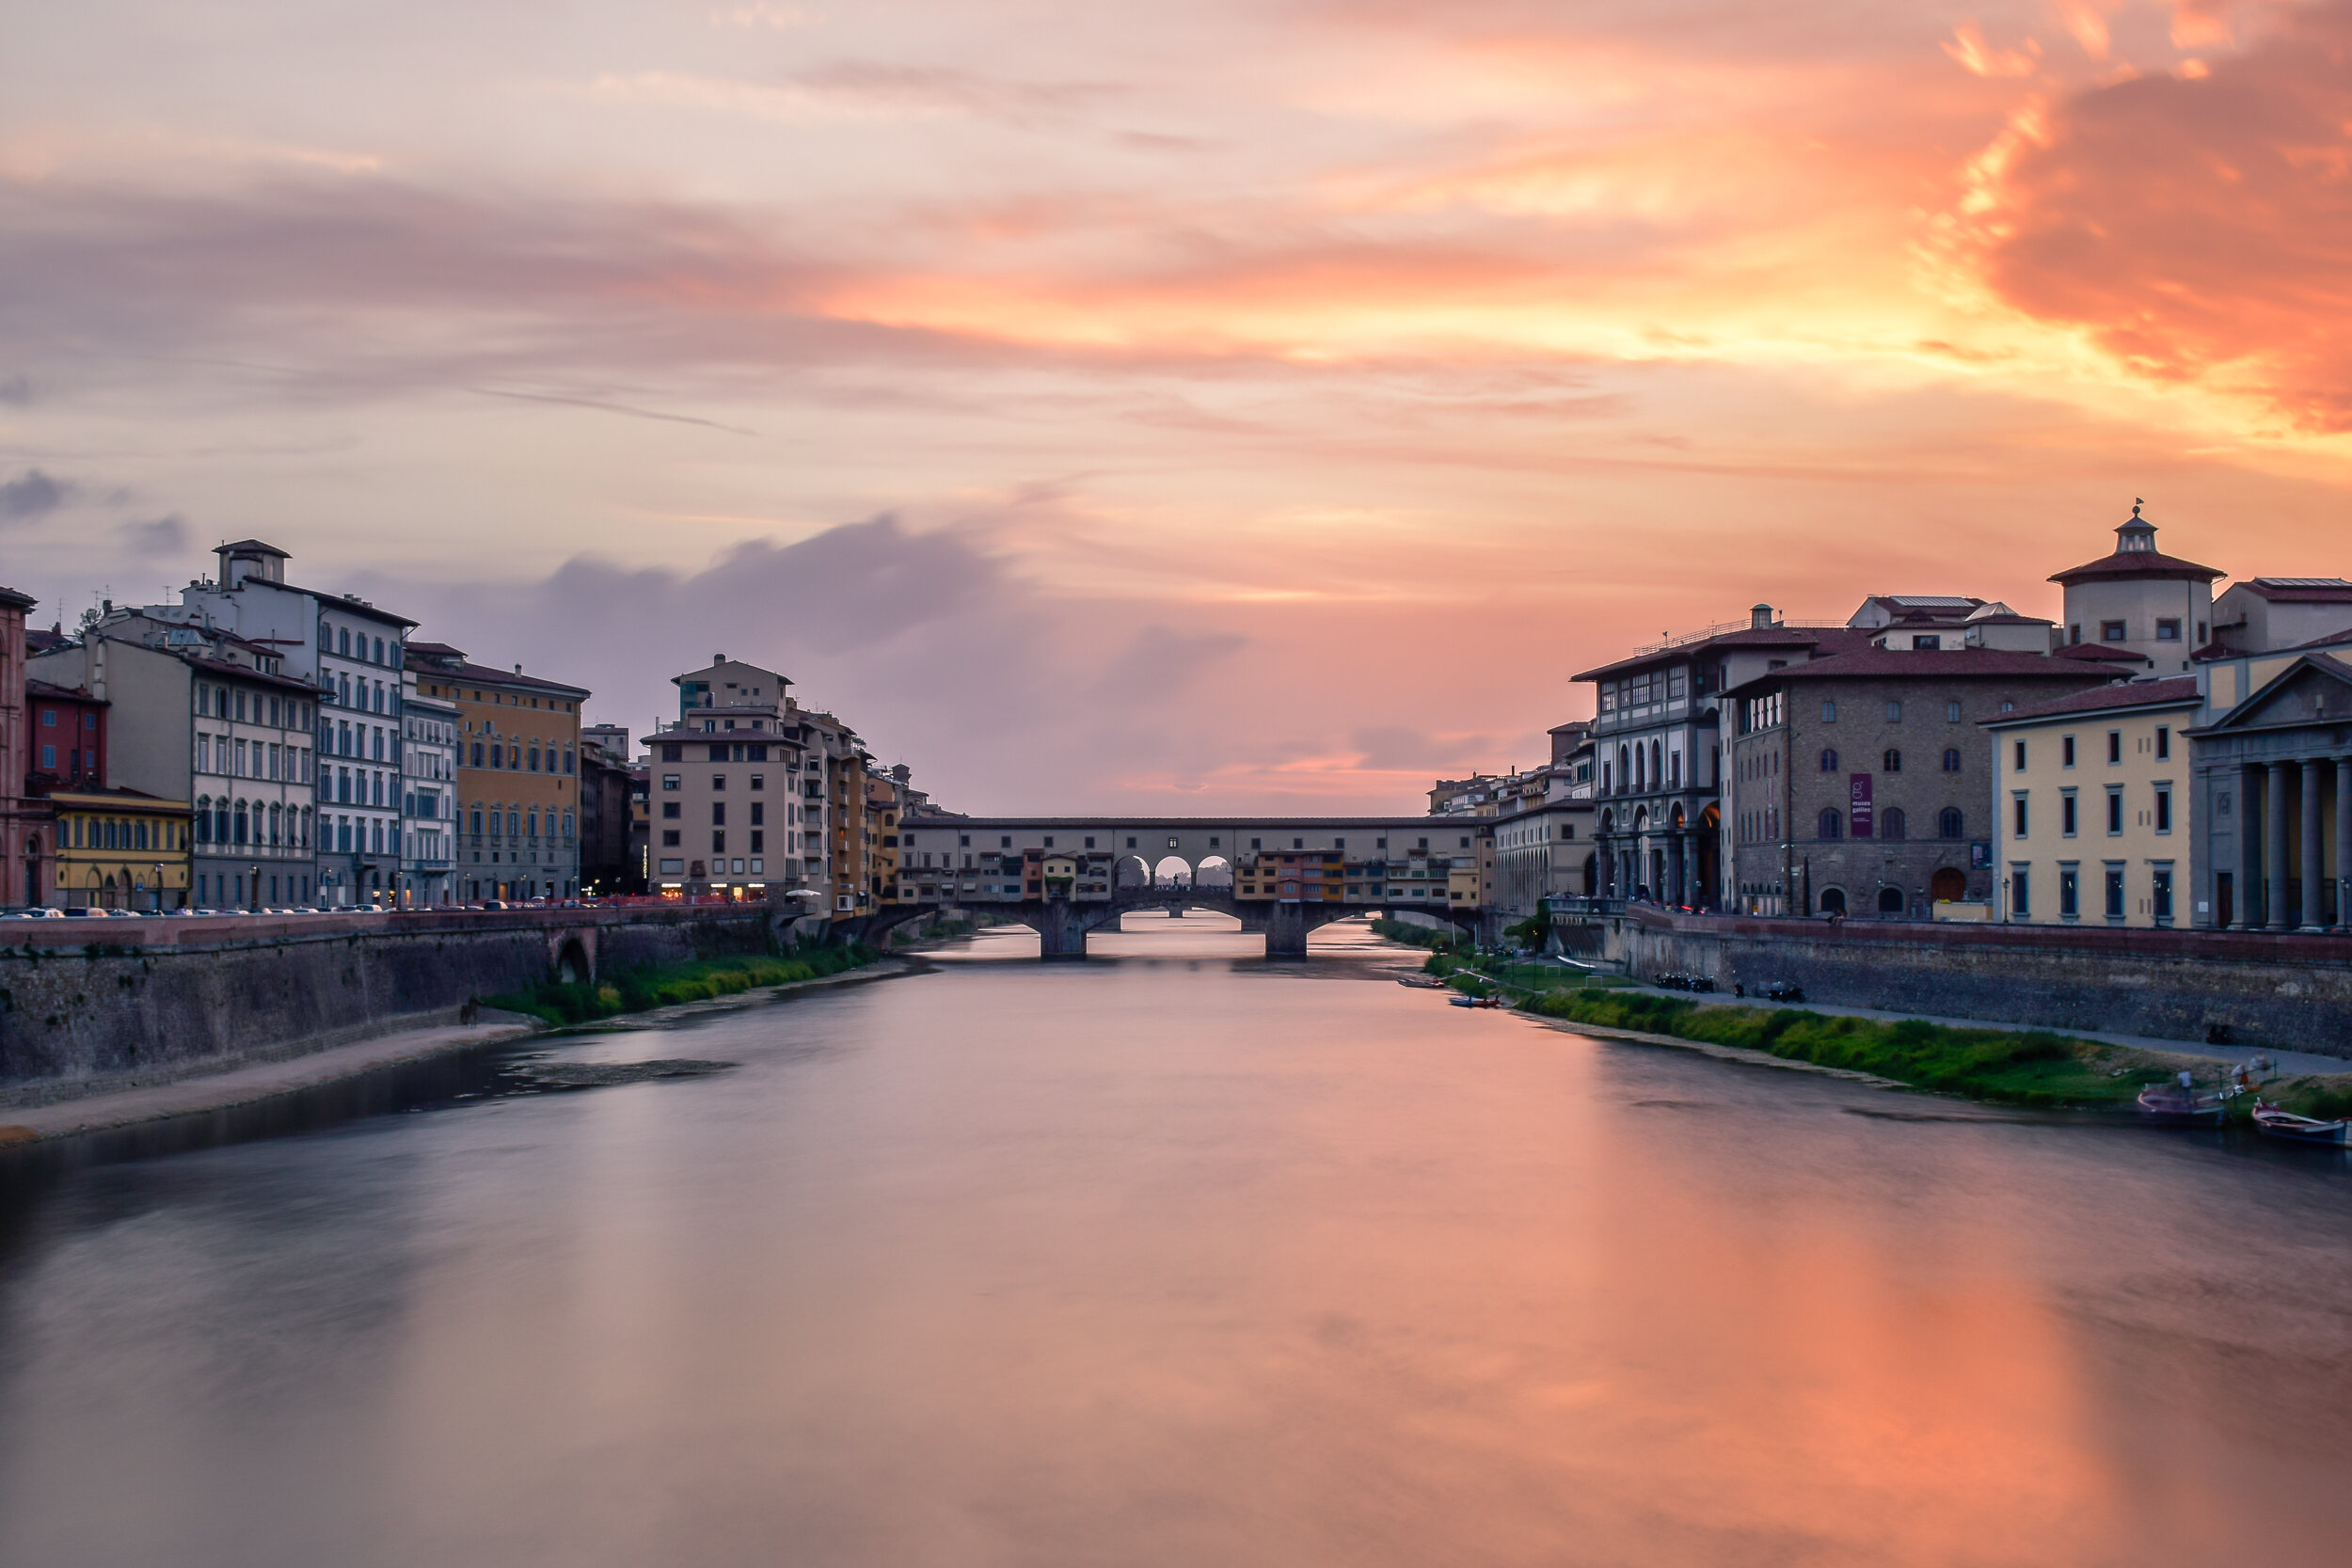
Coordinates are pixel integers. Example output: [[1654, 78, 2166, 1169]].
[[1878, 887, 1905, 914], [1882, 807, 1907, 841], [195, 797, 212, 843], [527, 809, 539, 839], [1938, 807, 1964, 840], [214, 800, 230, 842], [269, 803, 283, 845], [1819, 808, 1843, 840], [1820, 748, 1838, 771], [1942, 748, 1962, 772], [233, 800, 249, 845], [1882, 748, 1902, 772], [507, 809, 520, 838], [1820, 887, 1847, 915], [1651, 741, 1663, 790]]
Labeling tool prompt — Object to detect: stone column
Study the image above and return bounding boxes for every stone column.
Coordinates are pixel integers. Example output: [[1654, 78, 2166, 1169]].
[[2301, 757, 2327, 930], [1262, 901, 1311, 958], [2336, 757, 2351, 931], [1032, 899, 1090, 961], [2265, 762, 2291, 930]]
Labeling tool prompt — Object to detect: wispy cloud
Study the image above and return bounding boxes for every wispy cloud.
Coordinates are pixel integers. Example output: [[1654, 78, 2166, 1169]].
[[0, 468, 73, 523]]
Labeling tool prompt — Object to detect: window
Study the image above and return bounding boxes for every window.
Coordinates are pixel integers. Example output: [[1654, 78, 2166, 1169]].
[[1942, 748, 1962, 772], [2013, 740, 2026, 771], [1938, 807, 1963, 840], [2106, 787, 2123, 834], [2012, 794, 2028, 837], [2154, 785, 2171, 833], [1820, 748, 1838, 771], [2104, 865, 2125, 919], [661, 830, 680, 847], [1882, 807, 1907, 841], [712, 831, 726, 853], [2011, 865, 2030, 917], [2155, 618, 2181, 641], [1882, 749, 1901, 772], [1913, 634, 1941, 650], [1819, 808, 1843, 840], [2059, 865, 2079, 918], [661, 801, 680, 818], [2061, 791, 2078, 836], [2153, 866, 2174, 922], [2106, 731, 2122, 764], [2101, 621, 2126, 642], [1821, 701, 1836, 722], [1945, 701, 1962, 722], [2154, 725, 2169, 760], [1885, 701, 1901, 722], [2062, 736, 2075, 768]]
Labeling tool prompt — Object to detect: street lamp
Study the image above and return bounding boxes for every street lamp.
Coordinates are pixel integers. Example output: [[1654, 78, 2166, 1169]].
[[250, 863, 260, 913], [151, 863, 162, 912]]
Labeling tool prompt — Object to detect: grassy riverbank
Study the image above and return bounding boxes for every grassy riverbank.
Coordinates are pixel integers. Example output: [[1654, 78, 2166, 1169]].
[[486, 942, 880, 1028], [1369, 915, 1462, 952], [1513, 986, 2161, 1107]]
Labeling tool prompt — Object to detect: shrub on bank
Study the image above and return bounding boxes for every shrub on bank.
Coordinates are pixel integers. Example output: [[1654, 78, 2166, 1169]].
[[1518, 988, 2137, 1107], [486, 942, 878, 1028]]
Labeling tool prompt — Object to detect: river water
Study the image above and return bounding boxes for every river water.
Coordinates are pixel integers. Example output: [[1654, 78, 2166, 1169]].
[[1, 914, 2347, 1568]]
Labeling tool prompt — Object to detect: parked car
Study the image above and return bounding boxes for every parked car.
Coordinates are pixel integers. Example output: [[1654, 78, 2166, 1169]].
[[1759, 980, 1806, 1003]]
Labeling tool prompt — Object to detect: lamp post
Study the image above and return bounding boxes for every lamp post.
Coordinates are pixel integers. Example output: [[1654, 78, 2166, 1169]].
[[249, 863, 260, 913], [151, 863, 162, 912]]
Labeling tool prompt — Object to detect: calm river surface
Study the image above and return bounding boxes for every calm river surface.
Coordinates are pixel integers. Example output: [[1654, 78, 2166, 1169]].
[[2, 915, 2349, 1567]]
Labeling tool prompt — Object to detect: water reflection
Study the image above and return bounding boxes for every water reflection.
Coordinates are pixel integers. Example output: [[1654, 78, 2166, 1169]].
[[1, 914, 2347, 1567]]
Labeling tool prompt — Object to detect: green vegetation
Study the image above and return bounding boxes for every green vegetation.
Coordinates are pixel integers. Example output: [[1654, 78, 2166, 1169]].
[[486, 942, 879, 1028], [1502, 914, 1549, 949], [1517, 987, 2161, 1108], [2267, 1077, 2352, 1121], [1371, 915, 1462, 952]]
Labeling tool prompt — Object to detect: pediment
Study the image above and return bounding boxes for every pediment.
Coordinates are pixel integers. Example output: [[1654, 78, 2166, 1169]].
[[2210, 655, 2352, 732]]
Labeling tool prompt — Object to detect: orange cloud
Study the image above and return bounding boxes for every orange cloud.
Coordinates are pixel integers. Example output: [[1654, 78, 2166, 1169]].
[[1971, 1, 2352, 429]]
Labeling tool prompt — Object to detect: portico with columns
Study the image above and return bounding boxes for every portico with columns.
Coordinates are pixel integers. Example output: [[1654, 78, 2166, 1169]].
[[2190, 652, 2352, 931]]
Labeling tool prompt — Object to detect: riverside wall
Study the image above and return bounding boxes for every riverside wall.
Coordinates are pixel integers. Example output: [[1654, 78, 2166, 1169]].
[[0, 906, 776, 1105], [1611, 911, 2352, 1057]]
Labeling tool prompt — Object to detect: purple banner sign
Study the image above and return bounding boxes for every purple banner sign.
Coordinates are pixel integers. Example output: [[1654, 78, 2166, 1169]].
[[1849, 773, 1873, 838]]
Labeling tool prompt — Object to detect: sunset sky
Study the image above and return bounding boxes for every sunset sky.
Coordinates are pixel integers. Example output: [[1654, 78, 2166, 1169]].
[[4, 0, 2348, 812]]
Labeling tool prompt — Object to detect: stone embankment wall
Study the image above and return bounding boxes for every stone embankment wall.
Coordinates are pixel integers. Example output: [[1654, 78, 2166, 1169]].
[[0, 907, 774, 1105], [1611, 911, 2352, 1057]]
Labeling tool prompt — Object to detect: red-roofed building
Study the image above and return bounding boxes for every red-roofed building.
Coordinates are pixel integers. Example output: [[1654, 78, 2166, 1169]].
[[2047, 503, 2222, 675], [1721, 645, 2113, 918]]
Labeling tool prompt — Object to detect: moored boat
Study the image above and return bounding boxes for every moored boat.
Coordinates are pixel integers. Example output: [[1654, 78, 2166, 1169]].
[[1447, 993, 1503, 1009], [2251, 1102, 2351, 1146], [2136, 1073, 2226, 1125], [1396, 975, 1443, 989]]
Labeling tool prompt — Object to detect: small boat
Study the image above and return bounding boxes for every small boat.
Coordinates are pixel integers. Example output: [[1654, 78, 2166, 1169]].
[[1396, 975, 1443, 989], [2251, 1102, 2351, 1146], [2136, 1073, 2227, 1125], [1448, 993, 1503, 1008]]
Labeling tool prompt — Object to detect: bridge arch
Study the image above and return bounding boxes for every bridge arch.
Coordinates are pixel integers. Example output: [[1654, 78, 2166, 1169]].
[[1195, 854, 1232, 889], [1152, 855, 1193, 887]]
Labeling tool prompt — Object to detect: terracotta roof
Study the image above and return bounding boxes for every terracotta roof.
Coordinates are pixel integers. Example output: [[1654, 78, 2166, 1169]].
[[1573, 625, 1867, 683], [0, 584, 35, 611], [2233, 577, 2352, 602], [432, 659, 591, 699], [215, 538, 291, 558], [2047, 548, 2223, 585], [2288, 626, 2352, 651], [1982, 676, 2200, 725], [24, 678, 104, 705], [1723, 646, 2119, 696], [2054, 642, 2152, 663]]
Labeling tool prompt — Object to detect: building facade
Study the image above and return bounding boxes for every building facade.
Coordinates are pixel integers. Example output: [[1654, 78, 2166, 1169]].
[[47, 786, 192, 910], [0, 584, 56, 908], [1724, 647, 2110, 918], [31, 619, 323, 910], [409, 642, 588, 902], [643, 657, 805, 902], [1982, 678, 2201, 927], [179, 539, 418, 906], [576, 727, 635, 895], [399, 679, 459, 906], [2188, 649, 2352, 931]]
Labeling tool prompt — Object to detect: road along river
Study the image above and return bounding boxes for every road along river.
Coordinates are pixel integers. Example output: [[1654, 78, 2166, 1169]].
[[1, 913, 2347, 1568]]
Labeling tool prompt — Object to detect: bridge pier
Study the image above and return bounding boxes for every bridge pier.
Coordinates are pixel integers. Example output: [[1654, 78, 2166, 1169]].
[[1262, 903, 1313, 958], [1032, 899, 1093, 961]]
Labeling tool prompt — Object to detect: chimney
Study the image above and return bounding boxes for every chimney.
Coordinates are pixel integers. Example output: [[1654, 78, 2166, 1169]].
[[513, 663, 522, 675], [1751, 604, 1774, 629], [712, 653, 726, 665]]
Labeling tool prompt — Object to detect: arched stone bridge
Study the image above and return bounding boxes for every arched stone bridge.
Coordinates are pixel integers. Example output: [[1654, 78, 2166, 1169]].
[[860, 815, 1494, 959]]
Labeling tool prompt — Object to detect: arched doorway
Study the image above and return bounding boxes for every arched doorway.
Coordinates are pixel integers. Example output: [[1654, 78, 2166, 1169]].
[[1695, 805, 1721, 910], [1930, 867, 1965, 904], [1877, 887, 1905, 915], [1820, 887, 1847, 915]]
